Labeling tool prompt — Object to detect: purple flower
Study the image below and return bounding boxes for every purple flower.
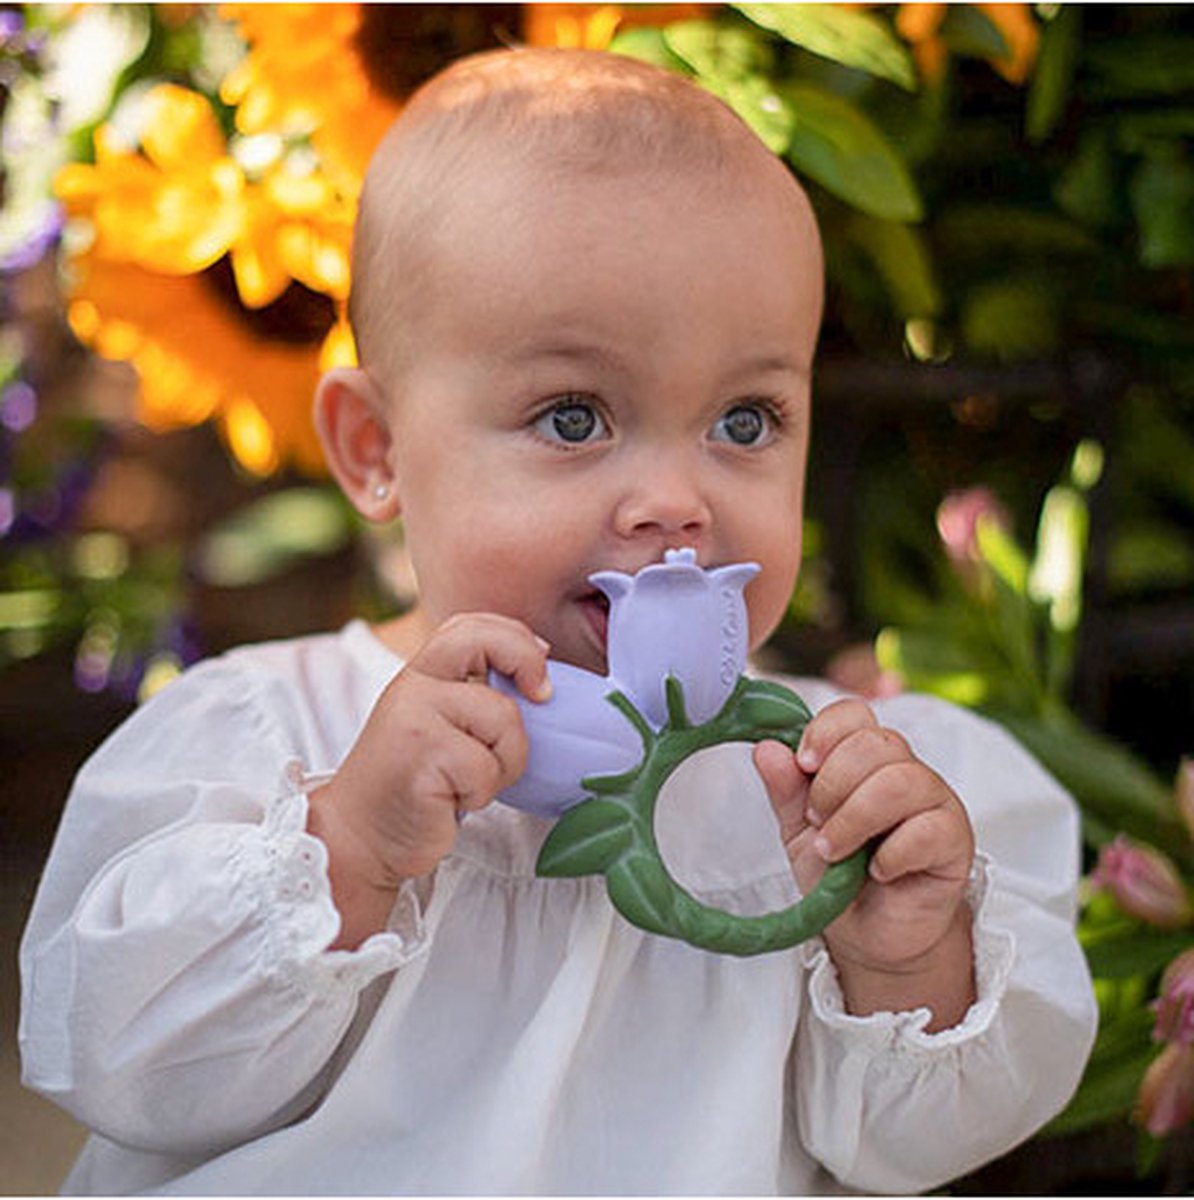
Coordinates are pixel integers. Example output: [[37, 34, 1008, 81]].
[[0, 10, 24, 44], [592, 548, 759, 728], [492, 549, 760, 818], [0, 203, 63, 274]]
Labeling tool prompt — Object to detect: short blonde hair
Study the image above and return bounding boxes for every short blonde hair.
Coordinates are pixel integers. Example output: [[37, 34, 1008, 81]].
[[349, 47, 794, 380]]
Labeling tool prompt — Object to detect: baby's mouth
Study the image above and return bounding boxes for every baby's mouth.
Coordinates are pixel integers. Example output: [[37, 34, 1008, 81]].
[[576, 589, 611, 649]]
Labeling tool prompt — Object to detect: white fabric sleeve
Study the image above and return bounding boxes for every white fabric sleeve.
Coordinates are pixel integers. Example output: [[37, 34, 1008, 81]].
[[791, 694, 1098, 1194], [18, 659, 427, 1158]]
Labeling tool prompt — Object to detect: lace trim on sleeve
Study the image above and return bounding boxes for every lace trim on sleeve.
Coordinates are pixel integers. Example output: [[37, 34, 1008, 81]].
[[800, 852, 1015, 1055], [227, 760, 430, 996]]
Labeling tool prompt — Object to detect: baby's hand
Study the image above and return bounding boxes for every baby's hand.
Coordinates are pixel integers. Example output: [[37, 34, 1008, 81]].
[[308, 614, 551, 947], [754, 698, 976, 1026]]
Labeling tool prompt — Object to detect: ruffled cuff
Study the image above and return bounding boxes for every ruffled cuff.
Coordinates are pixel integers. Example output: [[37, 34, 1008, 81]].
[[228, 760, 430, 996], [800, 852, 1015, 1054]]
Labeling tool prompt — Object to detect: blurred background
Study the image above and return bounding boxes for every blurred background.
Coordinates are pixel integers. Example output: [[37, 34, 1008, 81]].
[[2, 3, 1192, 1192]]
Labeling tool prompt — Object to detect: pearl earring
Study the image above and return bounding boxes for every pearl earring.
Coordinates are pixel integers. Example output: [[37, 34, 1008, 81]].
[[372, 483, 390, 501]]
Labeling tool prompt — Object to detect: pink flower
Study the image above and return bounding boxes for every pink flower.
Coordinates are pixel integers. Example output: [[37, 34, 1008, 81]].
[[1155, 949, 1194, 1045], [1091, 835, 1193, 929], [1137, 1042, 1194, 1136], [936, 486, 1011, 567], [1177, 759, 1194, 845]]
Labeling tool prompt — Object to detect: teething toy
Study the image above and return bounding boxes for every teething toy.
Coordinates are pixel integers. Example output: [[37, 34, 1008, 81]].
[[491, 549, 867, 957]]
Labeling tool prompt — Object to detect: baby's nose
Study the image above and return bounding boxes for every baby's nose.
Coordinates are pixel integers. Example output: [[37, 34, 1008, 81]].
[[612, 459, 712, 543]]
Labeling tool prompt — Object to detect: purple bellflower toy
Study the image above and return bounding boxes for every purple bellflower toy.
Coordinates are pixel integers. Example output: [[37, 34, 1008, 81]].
[[491, 549, 867, 957]]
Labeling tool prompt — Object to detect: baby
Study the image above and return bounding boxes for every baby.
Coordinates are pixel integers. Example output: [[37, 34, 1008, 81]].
[[21, 48, 1096, 1195]]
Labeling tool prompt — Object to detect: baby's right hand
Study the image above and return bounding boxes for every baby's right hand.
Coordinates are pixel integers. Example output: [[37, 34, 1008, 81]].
[[308, 614, 551, 947]]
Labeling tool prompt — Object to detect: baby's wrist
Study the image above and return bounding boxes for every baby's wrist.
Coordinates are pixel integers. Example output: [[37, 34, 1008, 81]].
[[830, 904, 976, 1031], [307, 783, 405, 950]]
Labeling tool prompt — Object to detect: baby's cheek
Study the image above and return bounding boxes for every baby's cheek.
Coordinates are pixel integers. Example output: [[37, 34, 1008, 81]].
[[746, 568, 797, 651]]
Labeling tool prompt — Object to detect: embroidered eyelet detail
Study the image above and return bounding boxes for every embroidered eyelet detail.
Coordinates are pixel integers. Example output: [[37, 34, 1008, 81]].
[[223, 762, 430, 995]]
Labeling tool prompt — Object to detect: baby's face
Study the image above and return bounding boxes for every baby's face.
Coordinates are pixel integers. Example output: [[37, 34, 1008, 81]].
[[380, 155, 822, 675]]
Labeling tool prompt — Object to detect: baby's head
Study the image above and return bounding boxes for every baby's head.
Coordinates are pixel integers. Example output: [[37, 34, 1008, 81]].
[[316, 47, 824, 673]]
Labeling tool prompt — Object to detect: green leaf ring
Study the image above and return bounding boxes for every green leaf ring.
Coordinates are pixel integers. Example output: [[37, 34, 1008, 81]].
[[535, 674, 869, 957]]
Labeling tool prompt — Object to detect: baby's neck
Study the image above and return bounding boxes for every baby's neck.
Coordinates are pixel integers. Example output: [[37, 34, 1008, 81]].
[[371, 609, 433, 661]]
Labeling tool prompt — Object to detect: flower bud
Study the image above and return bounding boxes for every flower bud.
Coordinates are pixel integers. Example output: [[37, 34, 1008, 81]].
[[1136, 1042, 1194, 1137], [1177, 759, 1194, 845], [1091, 835, 1193, 929], [936, 487, 1010, 567], [1155, 949, 1194, 1045]]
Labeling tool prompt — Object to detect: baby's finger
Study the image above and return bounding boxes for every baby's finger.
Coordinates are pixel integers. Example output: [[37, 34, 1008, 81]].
[[413, 613, 552, 703], [806, 725, 911, 828], [429, 722, 508, 814], [796, 698, 879, 774], [753, 740, 811, 845], [439, 681, 530, 792], [814, 760, 953, 863], [866, 804, 973, 884]]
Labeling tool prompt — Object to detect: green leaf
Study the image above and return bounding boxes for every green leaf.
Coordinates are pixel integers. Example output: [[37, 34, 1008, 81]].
[[961, 277, 1060, 361], [194, 488, 354, 588], [1055, 130, 1123, 230], [1130, 151, 1194, 268], [1026, 5, 1081, 144], [1116, 110, 1194, 156], [663, 19, 770, 82], [990, 711, 1184, 852], [1086, 36, 1194, 97], [976, 516, 1031, 595], [734, 3, 916, 92], [1108, 525, 1194, 593], [844, 213, 942, 318], [783, 82, 923, 221], [606, 855, 676, 935], [732, 679, 813, 734], [608, 26, 690, 74], [939, 4, 1010, 62], [1046, 1042, 1152, 1135], [717, 76, 796, 155], [1084, 929, 1194, 980], [536, 799, 635, 878], [937, 205, 1100, 258]]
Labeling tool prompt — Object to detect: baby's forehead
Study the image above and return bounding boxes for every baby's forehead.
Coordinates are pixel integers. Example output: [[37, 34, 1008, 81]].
[[350, 49, 817, 373]]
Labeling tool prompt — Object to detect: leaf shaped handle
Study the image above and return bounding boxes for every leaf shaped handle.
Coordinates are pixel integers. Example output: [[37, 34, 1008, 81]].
[[536, 676, 868, 956]]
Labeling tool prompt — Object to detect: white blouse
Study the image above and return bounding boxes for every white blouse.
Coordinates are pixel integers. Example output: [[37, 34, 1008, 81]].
[[20, 621, 1097, 1196]]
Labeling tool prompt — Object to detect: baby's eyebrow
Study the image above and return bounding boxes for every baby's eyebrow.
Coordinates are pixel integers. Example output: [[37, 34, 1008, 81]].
[[725, 353, 810, 383], [502, 337, 632, 375]]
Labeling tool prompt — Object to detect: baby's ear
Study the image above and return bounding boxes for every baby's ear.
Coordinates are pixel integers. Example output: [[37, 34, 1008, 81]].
[[314, 367, 401, 522]]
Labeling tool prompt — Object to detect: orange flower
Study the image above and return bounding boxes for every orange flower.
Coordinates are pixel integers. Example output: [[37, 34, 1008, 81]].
[[220, 3, 400, 178], [883, 3, 1038, 84], [56, 86, 244, 276], [978, 3, 1039, 84], [67, 252, 328, 477], [523, 4, 710, 51], [54, 81, 360, 474]]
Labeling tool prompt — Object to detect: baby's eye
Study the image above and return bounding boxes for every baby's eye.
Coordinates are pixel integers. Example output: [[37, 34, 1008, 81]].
[[533, 398, 609, 445], [712, 403, 773, 447]]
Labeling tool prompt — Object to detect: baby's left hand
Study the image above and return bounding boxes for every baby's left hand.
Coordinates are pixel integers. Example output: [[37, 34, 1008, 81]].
[[754, 697, 975, 1004]]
